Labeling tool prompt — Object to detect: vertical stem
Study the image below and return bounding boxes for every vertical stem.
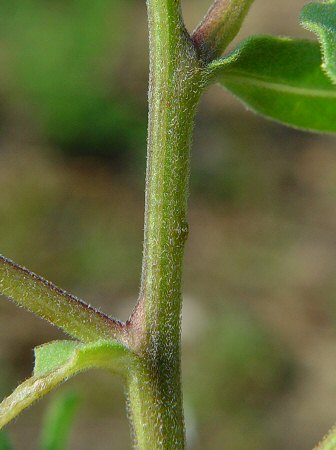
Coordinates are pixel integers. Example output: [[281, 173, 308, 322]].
[[142, 1, 201, 340], [126, 0, 204, 448]]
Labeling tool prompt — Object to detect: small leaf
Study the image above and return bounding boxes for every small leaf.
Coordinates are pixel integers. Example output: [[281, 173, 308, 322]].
[[301, 0, 336, 83], [38, 392, 80, 450], [209, 35, 336, 133], [34, 341, 81, 377], [0, 340, 131, 429]]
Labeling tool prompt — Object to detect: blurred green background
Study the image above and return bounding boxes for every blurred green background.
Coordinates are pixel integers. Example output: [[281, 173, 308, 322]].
[[1, 1, 336, 449]]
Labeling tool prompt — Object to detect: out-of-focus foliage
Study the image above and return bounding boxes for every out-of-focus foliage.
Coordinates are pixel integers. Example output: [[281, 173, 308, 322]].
[[0, 0, 146, 160], [0, 393, 80, 450], [185, 310, 294, 450], [0, 431, 14, 450], [38, 391, 79, 450]]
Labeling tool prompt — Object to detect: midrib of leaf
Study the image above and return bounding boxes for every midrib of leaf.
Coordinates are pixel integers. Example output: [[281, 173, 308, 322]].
[[222, 72, 336, 98]]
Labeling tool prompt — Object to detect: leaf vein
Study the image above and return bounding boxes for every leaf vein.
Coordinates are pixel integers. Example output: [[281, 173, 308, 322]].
[[223, 73, 336, 98]]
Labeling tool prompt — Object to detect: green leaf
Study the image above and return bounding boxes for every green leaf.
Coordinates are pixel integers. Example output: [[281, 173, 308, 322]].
[[0, 340, 131, 429], [301, 0, 336, 83], [0, 255, 124, 342], [34, 342, 81, 377], [209, 35, 336, 133], [38, 392, 80, 450], [0, 432, 14, 450]]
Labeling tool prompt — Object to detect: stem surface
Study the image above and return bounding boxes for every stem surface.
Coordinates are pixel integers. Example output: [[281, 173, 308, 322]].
[[126, 0, 204, 447], [0, 255, 125, 343]]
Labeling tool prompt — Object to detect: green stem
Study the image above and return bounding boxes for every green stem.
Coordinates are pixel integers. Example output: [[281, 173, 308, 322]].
[[126, 0, 204, 447], [0, 255, 125, 343], [192, 0, 255, 61]]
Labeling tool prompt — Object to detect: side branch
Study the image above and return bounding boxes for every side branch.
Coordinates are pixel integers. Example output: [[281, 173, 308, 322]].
[[192, 0, 254, 62], [0, 255, 126, 343]]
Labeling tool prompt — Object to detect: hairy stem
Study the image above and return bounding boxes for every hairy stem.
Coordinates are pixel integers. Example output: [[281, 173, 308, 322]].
[[0, 255, 126, 343], [192, 0, 255, 61], [126, 0, 204, 447]]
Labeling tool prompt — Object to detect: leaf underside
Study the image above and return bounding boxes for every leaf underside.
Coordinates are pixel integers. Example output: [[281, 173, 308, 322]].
[[0, 340, 130, 429], [210, 35, 336, 133], [301, 0, 336, 83]]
